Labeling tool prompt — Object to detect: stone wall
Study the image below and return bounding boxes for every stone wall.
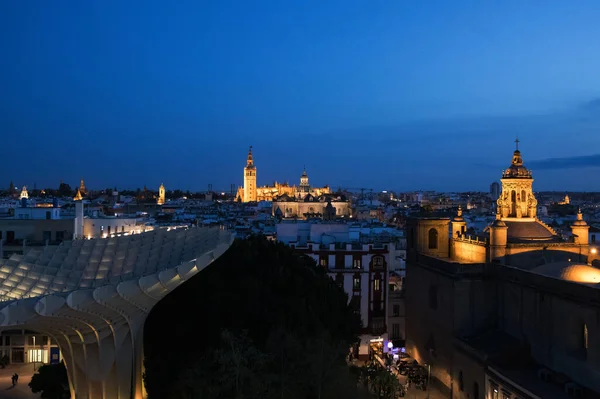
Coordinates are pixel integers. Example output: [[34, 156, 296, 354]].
[[452, 239, 487, 263]]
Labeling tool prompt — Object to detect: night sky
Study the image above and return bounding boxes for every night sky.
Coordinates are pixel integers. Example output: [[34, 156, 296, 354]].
[[2, 1, 600, 192]]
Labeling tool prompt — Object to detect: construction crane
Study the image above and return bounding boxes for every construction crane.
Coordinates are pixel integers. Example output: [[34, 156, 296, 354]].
[[206, 184, 238, 196], [336, 187, 374, 203]]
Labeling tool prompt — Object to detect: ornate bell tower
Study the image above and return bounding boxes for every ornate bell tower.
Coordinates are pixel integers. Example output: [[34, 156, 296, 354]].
[[157, 183, 166, 205], [243, 146, 257, 202], [497, 139, 538, 219]]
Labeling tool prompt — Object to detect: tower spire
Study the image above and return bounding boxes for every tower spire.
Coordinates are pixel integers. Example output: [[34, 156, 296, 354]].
[[515, 137, 520, 151], [246, 145, 254, 167]]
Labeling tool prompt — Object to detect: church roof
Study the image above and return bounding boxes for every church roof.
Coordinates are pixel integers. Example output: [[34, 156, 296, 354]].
[[484, 219, 559, 243], [504, 220, 557, 242], [531, 262, 600, 286]]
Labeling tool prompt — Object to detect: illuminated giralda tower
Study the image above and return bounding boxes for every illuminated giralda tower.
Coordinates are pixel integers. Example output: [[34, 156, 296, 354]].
[[243, 146, 257, 202]]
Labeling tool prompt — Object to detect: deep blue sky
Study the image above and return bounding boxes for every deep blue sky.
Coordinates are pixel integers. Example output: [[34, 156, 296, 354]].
[[2, 1, 600, 192]]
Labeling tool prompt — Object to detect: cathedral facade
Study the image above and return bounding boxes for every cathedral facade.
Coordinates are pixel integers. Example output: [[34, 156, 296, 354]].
[[404, 142, 598, 399], [236, 147, 332, 202]]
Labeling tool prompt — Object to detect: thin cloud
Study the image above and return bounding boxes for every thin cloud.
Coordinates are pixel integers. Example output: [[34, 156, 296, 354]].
[[528, 155, 600, 170]]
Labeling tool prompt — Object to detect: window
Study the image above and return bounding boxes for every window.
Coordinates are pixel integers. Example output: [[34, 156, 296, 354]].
[[372, 256, 384, 268], [320, 257, 328, 267], [42, 336, 49, 346], [353, 276, 361, 290], [45, 211, 51, 220], [353, 258, 362, 269], [108, 226, 111, 235], [473, 382, 479, 399], [458, 370, 464, 391], [56, 231, 64, 241], [28, 336, 35, 346], [374, 279, 380, 291], [122, 226, 125, 233], [583, 323, 589, 349], [392, 323, 400, 338], [392, 304, 400, 317], [43, 231, 51, 242], [429, 285, 438, 310], [4, 336, 10, 346], [428, 228, 438, 249]]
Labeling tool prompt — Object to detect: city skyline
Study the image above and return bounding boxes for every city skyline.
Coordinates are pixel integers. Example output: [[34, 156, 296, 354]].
[[2, 1, 600, 191]]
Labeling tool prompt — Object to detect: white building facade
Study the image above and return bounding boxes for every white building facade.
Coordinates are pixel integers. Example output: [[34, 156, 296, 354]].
[[277, 222, 401, 359]]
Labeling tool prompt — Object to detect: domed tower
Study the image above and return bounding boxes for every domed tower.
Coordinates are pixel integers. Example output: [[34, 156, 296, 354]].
[[497, 139, 537, 219], [571, 208, 589, 246], [243, 146, 257, 202], [299, 167, 310, 193], [451, 205, 467, 238]]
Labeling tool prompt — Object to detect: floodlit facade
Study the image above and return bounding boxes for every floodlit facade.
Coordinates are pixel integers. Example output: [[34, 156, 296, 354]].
[[0, 226, 234, 399], [237, 146, 331, 202]]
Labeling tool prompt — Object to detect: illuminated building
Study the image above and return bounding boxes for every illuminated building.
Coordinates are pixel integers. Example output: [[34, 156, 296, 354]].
[[237, 146, 331, 202], [19, 186, 28, 200], [157, 183, 166, 205], [272, 194, 351, 220], [405, 142, 599, 398], [78, 178, 87, 196]]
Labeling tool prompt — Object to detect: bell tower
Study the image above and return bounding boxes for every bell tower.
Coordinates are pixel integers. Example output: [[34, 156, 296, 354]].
[[497, 139, 538, 219], [157, 183, 166, 205], [243, 146, 257, 202]]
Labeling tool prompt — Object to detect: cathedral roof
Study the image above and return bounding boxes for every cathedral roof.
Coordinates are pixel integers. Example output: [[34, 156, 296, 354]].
[[485, 219, 559, 242], [503, 220, 557, 242], [531, 262, 600, 286]]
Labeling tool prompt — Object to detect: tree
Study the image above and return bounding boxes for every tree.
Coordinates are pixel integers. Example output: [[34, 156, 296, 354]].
[[28, 362, 70, 399], [144, 236, 362, 399], [57, 182, 73, 197]]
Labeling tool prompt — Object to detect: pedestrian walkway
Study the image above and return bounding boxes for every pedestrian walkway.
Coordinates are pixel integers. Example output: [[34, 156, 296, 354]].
[[404, 384, 449, 399], [0, 364, 41, 399]]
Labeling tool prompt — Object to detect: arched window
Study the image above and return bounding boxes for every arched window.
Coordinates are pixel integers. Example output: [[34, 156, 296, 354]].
[[458, 370, 464, 391], [428, 228, 438, 249], [521, 190, 526, 202]]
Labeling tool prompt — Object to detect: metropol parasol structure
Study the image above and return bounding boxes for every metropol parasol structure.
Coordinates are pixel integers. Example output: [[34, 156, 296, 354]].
[[0, 225, 233, 399]]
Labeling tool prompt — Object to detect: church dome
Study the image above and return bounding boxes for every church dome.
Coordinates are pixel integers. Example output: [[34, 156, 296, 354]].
[[502, 149, 532, 179], [531, 262, 600, 285]]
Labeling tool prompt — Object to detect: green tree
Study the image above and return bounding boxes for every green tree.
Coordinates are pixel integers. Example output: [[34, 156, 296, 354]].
[[28, 362, 70, 399], [0, 354, 8, 368], [144, 236, 362, 399]]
